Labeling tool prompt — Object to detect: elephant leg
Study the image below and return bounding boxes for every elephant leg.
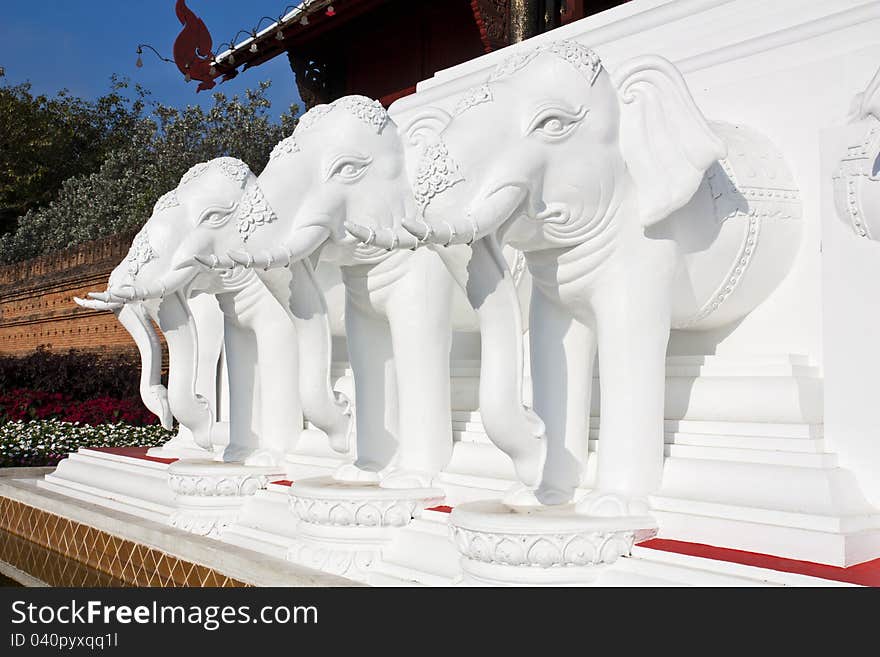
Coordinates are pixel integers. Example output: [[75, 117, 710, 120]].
[[285, 260, 353, 453], [434, 237, 547, 489], [155, 292, 215, 451], [335, 299, 398, 481], [220, 318, 261, 463], [529, 286, 595, 505], [188, 292, 228, 453], [188, 293, 223, 419], [382, 252, 454, 488], [582, 276, 671, 515], [247, 316, 303, 466]]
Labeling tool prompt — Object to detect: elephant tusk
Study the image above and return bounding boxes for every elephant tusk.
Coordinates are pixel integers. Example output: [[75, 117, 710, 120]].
[[111, 286, 138, 301], [74, 296, 122, 311]]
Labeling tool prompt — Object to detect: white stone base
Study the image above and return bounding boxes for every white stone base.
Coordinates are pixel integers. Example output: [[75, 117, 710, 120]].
[[286, 477, 444, 582], [448, 500, 657, 586], [40, 448, 177, 523], [167, 460, 284, 537], [218, 482, 301, 560], [28, 452, 868, 586]]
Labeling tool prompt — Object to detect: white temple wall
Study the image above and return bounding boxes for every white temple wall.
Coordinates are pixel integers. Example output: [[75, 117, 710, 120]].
[[391, 0, 880, 507]]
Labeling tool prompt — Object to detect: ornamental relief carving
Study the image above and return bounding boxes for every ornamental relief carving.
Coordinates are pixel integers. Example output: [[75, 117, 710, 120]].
[[449, 525, 638, 568], [170, 512, 233, 538], [269, 134, 300, 161], [169, 472, 270, 497], [126, 227, 156, 278], [235, 182, 278, 242], [413, 142, 465, 210], [288, 540, 377, 579], [289, 496, 427, 528], [833, 67, 880, 241]]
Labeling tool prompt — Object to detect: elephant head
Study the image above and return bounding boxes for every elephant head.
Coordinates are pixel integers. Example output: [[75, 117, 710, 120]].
[[389, 40, 726, 249], [108, 157, 252, 302], [75, 260, 173, 430], [86, 158, 253, 449], [215, 95, 419, 270]]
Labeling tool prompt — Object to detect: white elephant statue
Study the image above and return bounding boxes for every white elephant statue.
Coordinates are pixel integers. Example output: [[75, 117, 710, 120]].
[[184, 98, 457, 489], [76, 234, 228, 457], [190, 95, 544, 490], [358, 40, 803, 512], [83, 158, 351, 466], [833, 66, 880, 239]]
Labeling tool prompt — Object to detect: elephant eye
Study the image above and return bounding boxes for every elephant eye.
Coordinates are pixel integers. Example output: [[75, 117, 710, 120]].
[[526, 106, 588, 139], [197, 202, 236, 227], [327, 154, 372, 182]]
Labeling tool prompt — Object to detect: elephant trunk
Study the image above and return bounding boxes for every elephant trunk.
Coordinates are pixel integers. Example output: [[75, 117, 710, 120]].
[[435, 236, 547, 487], [227, 225, 331, 270], [399, 185, 529, 248], [156, 291, 215, 450], [110, 266, 199, 302], [114, 303, 174, 430]]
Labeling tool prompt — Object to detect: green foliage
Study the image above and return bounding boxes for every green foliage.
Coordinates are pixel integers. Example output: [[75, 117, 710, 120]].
[[0, 78, 299, 265], [0, 75, 144, 238]]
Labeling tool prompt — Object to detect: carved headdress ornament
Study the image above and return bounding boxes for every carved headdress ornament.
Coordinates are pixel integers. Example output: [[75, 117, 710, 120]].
[[455, 40, 603, 119], [489, 39, 603, 86], [293, 95, 389, 137], [179, 157, 251, 188]]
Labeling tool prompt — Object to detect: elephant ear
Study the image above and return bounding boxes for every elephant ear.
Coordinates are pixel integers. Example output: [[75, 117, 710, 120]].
[[613, 55, 727, 227], [399, 107, 453, 149]]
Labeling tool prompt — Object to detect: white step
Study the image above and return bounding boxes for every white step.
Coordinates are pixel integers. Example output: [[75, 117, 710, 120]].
[[622, 546, 853, 587], [664, 445, 837, 468], [368, 506, 858, 587], [667, 432, 826, 453]]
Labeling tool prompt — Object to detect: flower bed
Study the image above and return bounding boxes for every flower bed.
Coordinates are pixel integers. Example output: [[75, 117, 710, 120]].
[[0, 419, 173, 468], [0, 350, 171, 467], [0, 389, 158, 425]]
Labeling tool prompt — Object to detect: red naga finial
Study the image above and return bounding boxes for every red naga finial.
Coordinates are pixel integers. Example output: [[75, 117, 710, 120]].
[[173, 0, 216, 93]]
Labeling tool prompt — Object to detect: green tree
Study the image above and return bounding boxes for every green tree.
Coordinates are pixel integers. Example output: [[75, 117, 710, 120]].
[[0, 73, 145, 238], [0, 78, 298, 265]]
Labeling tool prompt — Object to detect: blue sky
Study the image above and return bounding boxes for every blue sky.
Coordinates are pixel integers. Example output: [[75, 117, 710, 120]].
[[0, 0, 303, 120]]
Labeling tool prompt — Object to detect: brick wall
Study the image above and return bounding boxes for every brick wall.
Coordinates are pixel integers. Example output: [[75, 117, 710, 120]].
[[0, 232, 145, 356]]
